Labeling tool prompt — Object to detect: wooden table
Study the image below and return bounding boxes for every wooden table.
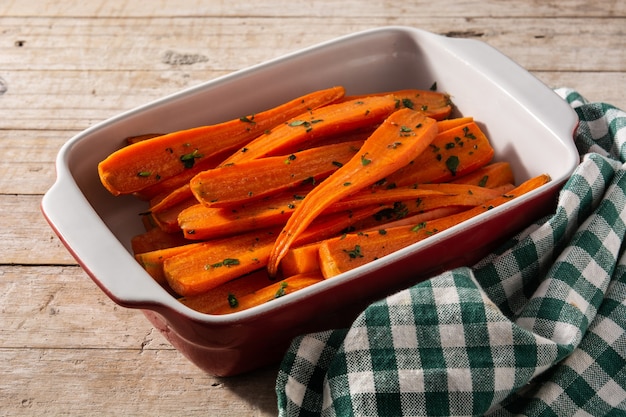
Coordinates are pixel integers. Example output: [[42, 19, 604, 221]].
[[1, 1, 624, 415]]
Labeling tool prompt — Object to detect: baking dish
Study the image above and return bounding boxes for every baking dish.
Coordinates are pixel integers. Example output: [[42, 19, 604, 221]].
[[42, 26, 579, 376]]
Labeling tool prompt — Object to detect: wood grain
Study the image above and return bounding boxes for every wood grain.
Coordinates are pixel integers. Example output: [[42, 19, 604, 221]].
[[1, 1, 624, 415]]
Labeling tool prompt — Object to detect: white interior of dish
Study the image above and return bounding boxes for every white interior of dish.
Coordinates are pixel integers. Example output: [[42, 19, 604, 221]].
[[43, 26, 578, 318]]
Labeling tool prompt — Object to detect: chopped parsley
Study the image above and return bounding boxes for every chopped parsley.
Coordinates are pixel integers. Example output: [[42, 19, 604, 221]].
[[180, 149, 203, 169], [343, 245, 364, 259], [446, 155, 460, 176], [227, 293, 239, 308], [240, 115, 256, 124], [205, 258, 240, 270], [274, 281, 288, 298]]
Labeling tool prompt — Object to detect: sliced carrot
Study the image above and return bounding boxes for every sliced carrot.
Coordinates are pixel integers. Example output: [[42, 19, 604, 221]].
[[437, 117, 474, 132], [318, 174, 551, 278], [178, 269, 274, 314], [190, 140, 363, 208], [209, 272, 325, 315], [360, 206, 467, 231], [135, 242, 204, 285], [180, 185, 443, 241], [178, 185, 315, 240], [221, 95, 399, 164], [151, 196, 198, 233], [133, 148, 234, 202], [267, 108, 439, 276], [131, 227, 190, 255], [164, 228, 279, 296], [378, 121, 495, 188], [149, 183, 193, 214], [342, 89, 453, 121], [98, 86, 345, 196], [450, 161, 515, 188], [330, 187, 447, 212], [164, 204, 391, 296], [347, 183, 514, 232], [280, 242, 323, 277]]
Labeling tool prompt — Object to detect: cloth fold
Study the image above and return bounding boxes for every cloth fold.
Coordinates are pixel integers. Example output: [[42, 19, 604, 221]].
[[276, 89, 626, 416]]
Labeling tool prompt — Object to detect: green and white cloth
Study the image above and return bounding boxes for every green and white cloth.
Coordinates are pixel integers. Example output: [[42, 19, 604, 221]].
[[276, 89, 626, 416]]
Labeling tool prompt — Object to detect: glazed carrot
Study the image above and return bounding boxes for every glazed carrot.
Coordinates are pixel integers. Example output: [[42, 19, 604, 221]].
[[131, 227, 190, 255], [342, 89, 453, 121], [267, 108, 439, 276], [178, 185, 315, 240], [346, 183, 514, 232], [437, 117, 474, 132], [360, 206, 467, 231], [178, 269, 274, 314], [149, 183, 193, 214], [136, 148, 233, 201], [209, 272, 325, 315], [450, 161, 515, 188], [164, 228, 279, 296], [180, 185, 444, 241], [190, 140, 363, 208], [135, 241, 204, 285], [379, 121, 495, 188], [318, 174, 551, 278], [151, 196, 198, 233], [98, 86, 345, 196], [164, 204, 392, 296], [329, 187, 447, 212], [221, 95, 399, 165], [280, 243, 323, 277]]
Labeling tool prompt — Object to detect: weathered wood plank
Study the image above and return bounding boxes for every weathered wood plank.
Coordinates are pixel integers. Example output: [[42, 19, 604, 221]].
[[1, 195, 76, 264], [0, 265, 279, 416], [1, 0, 624, 18], [0, 70, 623, 132], [1, 17, 624, 72], [0, 348, 278, 416], [0, 266, 154, 348]]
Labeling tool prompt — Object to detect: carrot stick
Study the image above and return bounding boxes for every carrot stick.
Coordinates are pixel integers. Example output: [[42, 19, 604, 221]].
[[98, 86, 345, 196], [151, 196, 198, 233], [360, 206, 467, 231], [209, 272, 325, 315], [163, 204, 392, 296], [180, 184, 443, 241], [318, 174, 551, 278], [378, 121, 495, 188], [149, 183, 193, 214], [267, 108, 439, 276], [437, 117, 474, 132], [221, 95, 399, 165], [280, 243, 323, 277], [135, 242, 204, 285], [346, 183, 514, 232], [450, 161, 515, 188], [342, 89, 453, 121], [131, 227, 190, 255], [178, 269, 274, 314], [164, 228, 279, 296], [190, 140, 363, 208], [178, 185, 315, 240], [135, 148, 233, 201]]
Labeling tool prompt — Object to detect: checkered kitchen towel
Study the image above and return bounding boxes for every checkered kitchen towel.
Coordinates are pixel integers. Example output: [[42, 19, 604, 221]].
[[276, 89, 626, 416]]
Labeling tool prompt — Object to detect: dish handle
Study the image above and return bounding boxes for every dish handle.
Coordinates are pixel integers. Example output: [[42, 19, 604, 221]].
[[41, 180, 172, 309]]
